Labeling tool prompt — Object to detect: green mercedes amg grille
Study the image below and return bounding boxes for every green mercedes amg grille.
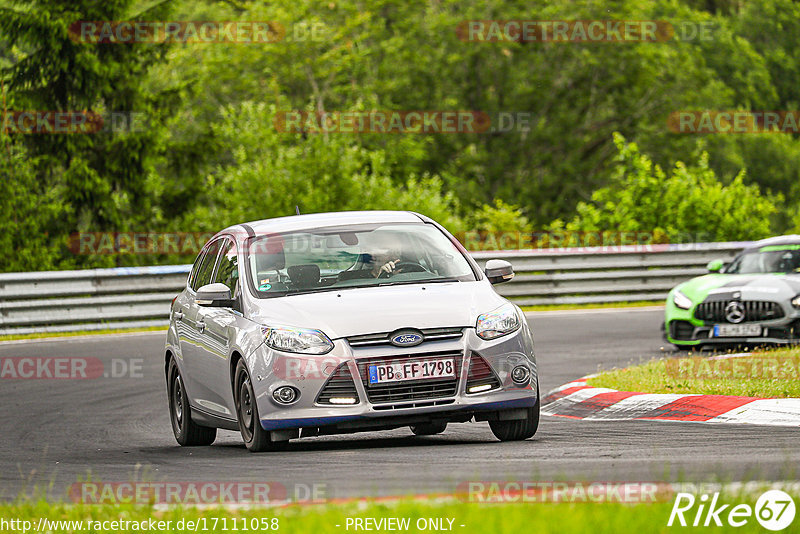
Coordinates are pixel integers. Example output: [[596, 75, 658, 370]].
[[695, 300, 784, 323]]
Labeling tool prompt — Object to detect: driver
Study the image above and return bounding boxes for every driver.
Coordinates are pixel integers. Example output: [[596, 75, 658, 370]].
[[369, 247, 403, 278]]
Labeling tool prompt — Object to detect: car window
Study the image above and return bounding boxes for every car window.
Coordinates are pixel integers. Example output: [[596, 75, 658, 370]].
[[726, 246, 800, 274], [192, 240, 222, 290], [246, 222, 476, 297], [214, 239, 239, 295]]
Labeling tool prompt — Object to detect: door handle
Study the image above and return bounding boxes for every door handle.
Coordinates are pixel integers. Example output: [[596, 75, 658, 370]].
[[196, 321, 206, 332]]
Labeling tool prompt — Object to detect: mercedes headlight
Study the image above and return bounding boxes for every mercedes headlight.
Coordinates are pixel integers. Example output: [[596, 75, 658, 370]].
[[476, 303, 521, 340], [672, 290, 693, 310], [262, 326, 334, 354], [792, 295, 800, 309]]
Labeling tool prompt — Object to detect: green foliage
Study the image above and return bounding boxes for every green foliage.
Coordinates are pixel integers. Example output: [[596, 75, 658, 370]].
[[182, 102, 466, 234], [1, 0, 800, 272], [0, 0, 174, 269], [564, 133, 777, 242], [0, 134, 67, 270], [468, 199, 532, 235]]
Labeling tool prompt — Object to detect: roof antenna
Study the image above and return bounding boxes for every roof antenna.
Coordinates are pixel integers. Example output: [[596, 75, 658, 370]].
[[295, 205, 301, 215]]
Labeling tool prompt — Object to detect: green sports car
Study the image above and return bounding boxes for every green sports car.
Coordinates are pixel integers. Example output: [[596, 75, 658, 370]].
[[664, 235, 800, 349]]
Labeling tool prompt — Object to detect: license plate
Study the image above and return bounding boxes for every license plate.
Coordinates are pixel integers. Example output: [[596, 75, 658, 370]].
[[368, 359, 455, 385], [713, 324, 763, 337]]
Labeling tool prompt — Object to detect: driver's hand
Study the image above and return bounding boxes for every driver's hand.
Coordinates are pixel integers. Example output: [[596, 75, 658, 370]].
[[378, 259, 401, 277]]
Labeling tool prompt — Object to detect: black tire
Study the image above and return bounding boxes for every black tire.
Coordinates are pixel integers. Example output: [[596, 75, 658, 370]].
[[489, 400, 540, 442], [234, 359, 286, 452], [168, 359, 216, 446], [410, 422, 447, 436]]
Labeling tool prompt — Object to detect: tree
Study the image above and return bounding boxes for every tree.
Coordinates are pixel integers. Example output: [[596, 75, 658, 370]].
[[182, 102, 467, 234], [0, 0, 173, 267], [559, 133, 777, 243]]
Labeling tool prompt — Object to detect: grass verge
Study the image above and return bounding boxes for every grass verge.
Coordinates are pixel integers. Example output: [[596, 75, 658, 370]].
[[0, 326, 166, 343], [0, 496, 791, 534], [588, 346, 800, 397]]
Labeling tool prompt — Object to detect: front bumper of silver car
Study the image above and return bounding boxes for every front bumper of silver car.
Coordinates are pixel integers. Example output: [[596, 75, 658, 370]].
[[244, 325, 538, 434]]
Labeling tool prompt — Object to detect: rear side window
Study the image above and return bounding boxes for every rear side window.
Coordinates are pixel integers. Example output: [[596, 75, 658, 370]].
[[192, 240, 222, 290], [214, 239, 239, 295]]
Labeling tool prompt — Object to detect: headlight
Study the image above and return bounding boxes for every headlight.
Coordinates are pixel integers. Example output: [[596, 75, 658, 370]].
[[672, 290, 693, 310], [262, 326, 334, 354], [792, 295, 800, 309], [476, 303, 521, 340]]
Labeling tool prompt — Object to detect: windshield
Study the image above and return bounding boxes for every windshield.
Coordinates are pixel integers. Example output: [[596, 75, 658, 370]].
[[725, 245, 800, 274], [245, 223, 476, 297]]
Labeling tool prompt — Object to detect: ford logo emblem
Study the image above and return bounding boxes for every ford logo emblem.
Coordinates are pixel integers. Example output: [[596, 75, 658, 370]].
[[391, 330, 424, 347]]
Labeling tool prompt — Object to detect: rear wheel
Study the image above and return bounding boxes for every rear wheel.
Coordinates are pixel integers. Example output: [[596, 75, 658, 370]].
[[410, 422, 447, 436], [234, 359, 285, 452], [489, 390, 540, 442], [168, 359, 216, 446]]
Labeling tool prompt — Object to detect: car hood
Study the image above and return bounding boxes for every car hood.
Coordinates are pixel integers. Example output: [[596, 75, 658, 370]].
[[677, 273, 800, 303], [245, 281, 507, 339]]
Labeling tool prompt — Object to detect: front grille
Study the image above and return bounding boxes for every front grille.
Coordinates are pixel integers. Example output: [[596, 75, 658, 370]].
[[695, 300, 784, 323], [356, 351, 462, 405], [347, 327, 463, 347], [465, 354, 502, 392], [670, 320, 696, 341], [316, 363, 360, 405]]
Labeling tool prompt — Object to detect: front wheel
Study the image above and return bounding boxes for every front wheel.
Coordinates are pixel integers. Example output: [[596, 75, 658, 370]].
[[489, 403, 539, 442], [234, 359, 285, 452], [168, 359, 216, 446]]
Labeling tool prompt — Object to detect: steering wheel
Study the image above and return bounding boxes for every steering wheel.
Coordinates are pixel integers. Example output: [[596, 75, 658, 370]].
[[377, 261, 428, 279]]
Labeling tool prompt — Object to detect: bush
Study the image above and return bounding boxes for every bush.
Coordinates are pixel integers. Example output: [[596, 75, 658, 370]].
[[560, 133, 777, 243]]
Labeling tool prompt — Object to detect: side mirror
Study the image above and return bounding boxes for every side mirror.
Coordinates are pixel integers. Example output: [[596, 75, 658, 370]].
[[485, 259, 514, 284], [196, 283, 235, 307], [706, 259, 725, 273]]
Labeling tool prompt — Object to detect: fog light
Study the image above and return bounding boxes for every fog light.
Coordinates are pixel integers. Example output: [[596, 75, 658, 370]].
[[511, 365, 530, 385], [273, 386, 298, 404], [328, 397, 357, 405]]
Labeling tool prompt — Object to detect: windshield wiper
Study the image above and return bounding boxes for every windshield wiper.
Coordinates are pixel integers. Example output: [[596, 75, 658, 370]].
[[283, 287, 343, 296], [376, 277, 460, 287]]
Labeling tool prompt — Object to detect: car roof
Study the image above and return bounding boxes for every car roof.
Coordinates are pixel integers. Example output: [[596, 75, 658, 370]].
[[219, 210, 429, 239], [743, 234, 800, 251]]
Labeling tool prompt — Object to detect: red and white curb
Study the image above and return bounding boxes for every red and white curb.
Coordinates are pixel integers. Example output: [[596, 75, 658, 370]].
[[541, 375, 800, 427]]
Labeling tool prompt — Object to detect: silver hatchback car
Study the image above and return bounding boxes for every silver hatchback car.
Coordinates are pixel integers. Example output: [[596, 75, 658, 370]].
[[165, 211, 539, 451]]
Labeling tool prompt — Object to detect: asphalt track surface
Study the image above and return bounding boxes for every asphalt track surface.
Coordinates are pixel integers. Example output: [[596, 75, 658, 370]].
[[1, 308, 798, 502]]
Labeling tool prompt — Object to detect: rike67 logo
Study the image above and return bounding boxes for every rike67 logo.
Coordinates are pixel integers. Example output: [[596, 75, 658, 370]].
[[668, 490, 796, 531]]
